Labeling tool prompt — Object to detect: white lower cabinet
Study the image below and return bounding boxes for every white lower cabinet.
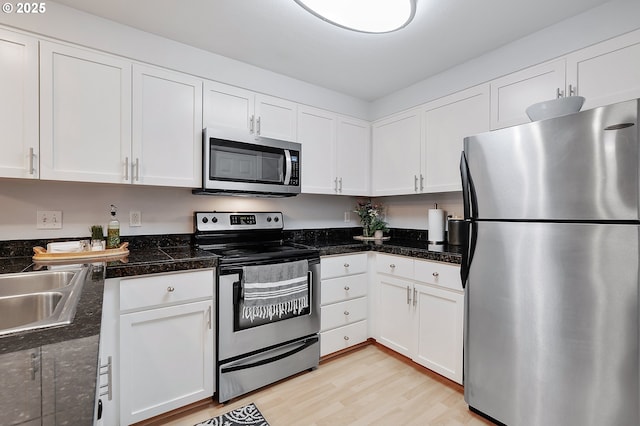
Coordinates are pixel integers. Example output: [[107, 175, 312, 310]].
[[97, 269, 215, 426], [320, 253, 368, 356], [375, 254, 464, 384]]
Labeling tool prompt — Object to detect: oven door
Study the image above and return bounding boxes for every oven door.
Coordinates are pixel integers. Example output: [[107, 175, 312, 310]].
[[218, 257, 320, 362], [203, 128, 300, 195]]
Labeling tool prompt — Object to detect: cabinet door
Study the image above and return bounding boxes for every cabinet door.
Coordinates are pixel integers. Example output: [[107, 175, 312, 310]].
[[567, 29, 640, 110], [119, 300, 214, 425], [132, 64, 203, 187], [0, 348, 41, 425], [255, 94, 297, 141], [423, 85, 489, 193], [203, 80, 255, 134], [336, 116, 370, 195], [490, 59, 565, 130], [0, 29, 38, 179], [298, 105, 336, 194], [96, 279, 120, 426], [414, 284, 464, 384], [371, 108, 422, 195], [376, 275, 415, 357], [40, 42, 132, 183]]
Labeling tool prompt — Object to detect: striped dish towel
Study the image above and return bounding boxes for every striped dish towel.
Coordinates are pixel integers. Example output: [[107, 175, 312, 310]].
[[242, 260, 309, 321]]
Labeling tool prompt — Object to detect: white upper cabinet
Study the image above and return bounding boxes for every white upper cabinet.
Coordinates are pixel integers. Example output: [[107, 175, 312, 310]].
[[566, 29, 640, 110], [490, 59, 566, 130], [0, 29, 38, 179], [422, 85, 489, 193], [371, 107, 422, 196], [40, 41, 132, 183], [335, 116, 370, 195], [203, 81, 297, 142], [132, 64, 203, 187], [299, 106, 370, 195], [298, 105, 336, 194]]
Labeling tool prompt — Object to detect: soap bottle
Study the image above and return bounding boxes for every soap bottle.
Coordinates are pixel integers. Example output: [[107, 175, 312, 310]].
[[107, 204, 120, 249]]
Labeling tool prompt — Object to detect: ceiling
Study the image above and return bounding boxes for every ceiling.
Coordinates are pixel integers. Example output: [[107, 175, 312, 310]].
[[51, 0, 612, 102]]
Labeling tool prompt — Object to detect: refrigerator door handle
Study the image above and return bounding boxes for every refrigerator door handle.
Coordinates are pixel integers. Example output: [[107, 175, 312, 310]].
[[460, 151, 477, 220], [460, 151, 478, 288], [460, 220, 478, 288]]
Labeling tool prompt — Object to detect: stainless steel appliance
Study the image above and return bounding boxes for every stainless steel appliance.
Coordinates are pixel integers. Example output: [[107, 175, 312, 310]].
[[196, 127, 301, 197], [460, 99, 639, 426], [194, 211, 320, 403]]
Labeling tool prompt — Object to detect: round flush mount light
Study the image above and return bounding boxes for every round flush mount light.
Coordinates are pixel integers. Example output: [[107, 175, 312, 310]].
[[294, 0, 417, 34]]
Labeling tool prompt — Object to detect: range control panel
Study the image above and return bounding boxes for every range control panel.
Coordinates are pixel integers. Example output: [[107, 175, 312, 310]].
[[195, 212, 284, 232]]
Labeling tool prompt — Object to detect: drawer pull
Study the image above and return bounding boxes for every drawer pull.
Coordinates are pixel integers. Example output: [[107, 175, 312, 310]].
[[432, 272, 439, 277], [344, 310, 350, 316], [344, 263, 350, 268], [344, 336, 350, 341], [167, 286, 175, 292], [344, 285, 350, 291], [390, 264, 396, 268]]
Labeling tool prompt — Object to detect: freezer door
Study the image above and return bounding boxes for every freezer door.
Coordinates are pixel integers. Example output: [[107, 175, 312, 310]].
[[464, 222, 639, 426], [463, 99, 639, 221]]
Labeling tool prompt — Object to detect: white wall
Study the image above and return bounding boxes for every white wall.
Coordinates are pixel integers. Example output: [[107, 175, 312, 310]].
[[371, 0, 640, 119], [0, 180, 362, 240], [379, 193, 463, 232]]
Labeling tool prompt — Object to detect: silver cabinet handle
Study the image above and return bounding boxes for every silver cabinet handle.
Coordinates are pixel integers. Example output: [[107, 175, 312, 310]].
[[167, 286, 175, 292], [344, 336, 350, 341], [249, 115, 255, 133], [389, 264, 396, 269], [344, 263, 350, 268], [406, 285, 411, 305], [556, 88, 564, 98], [344, 285, 350, 291], [207, 305, 212, 330], [432, 272, 439, 277], [338, 177, 343, 193], [134, 158, 140, 181], [420, 174, 424, 192], [124, 156, 129, 181], [413, 287, 417, 307], [334, 177, 338, 193], [344, 310, 350, 316], [99, 356, 113, 401], [414, 175, 418, 192], [28, 147, 36, 175], [568, 84, 576, 96], [256, 116, 261, 134]]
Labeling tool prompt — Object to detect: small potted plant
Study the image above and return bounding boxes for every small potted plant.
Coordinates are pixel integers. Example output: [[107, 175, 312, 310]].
[[355, 199, 388, 239], [90, 225, 105, 251]]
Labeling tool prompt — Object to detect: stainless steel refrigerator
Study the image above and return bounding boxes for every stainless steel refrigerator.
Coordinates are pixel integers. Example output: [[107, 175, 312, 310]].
[[460, 99, 639, 426]]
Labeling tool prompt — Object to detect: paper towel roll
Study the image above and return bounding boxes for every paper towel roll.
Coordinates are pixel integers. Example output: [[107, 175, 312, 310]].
[[428, 209, 445, 243]]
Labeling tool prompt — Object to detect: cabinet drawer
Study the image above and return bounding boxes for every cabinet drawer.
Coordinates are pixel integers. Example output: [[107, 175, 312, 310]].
[[320, 320, 368, 357], [321, 297, 367, 331], [120, 269, 214, 311], [321, 253, 367, 279], [376, 253, 413, 279], [414, 260, 461, 291], [321, 274, 367, 305]]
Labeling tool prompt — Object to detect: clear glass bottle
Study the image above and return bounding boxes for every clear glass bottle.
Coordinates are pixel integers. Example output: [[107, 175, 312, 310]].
[[107, 204, 120, 249]]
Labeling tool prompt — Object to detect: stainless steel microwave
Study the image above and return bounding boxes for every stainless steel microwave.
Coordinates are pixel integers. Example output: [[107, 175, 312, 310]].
[[197, 127, 301, 197]]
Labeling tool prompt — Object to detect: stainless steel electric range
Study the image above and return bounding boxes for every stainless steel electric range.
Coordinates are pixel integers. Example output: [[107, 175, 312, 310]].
[[193, 211, 320, 403]]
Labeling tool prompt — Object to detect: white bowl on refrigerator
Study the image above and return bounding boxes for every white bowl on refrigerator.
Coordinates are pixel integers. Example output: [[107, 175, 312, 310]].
[[526, 96, 585, 121]]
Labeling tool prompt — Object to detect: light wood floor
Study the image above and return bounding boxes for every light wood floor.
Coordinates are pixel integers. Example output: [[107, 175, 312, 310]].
[[150, 344, 493, 426]]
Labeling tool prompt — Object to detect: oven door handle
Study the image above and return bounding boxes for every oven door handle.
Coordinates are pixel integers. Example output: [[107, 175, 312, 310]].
[[220, 337, 318, 374], [307, 270, 313, 314]]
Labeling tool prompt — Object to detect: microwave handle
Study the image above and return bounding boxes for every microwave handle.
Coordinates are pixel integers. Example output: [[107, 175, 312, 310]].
[[284, 150, 292, 185]]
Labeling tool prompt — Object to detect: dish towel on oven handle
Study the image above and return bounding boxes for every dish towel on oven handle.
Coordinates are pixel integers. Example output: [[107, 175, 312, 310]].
[[242, 260, 309, 322]]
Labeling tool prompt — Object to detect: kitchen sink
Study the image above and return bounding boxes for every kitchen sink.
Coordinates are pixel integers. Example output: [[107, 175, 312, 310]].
[[0, 267, 88, 337]]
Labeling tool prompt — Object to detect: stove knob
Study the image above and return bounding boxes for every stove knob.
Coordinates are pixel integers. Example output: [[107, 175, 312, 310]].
[[212, 217, 218, 223], [266, 217, 272, 222], [202, 217, 208, 223], [274, 216, 279, 222]]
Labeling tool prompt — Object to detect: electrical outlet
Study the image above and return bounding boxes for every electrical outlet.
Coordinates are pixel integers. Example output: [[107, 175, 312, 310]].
[[37, 210, 62, 229], [129, 210, 142, 227], [344, 211, 351, 223]]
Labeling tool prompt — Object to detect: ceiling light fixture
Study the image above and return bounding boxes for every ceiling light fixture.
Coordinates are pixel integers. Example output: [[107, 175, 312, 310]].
[[294, 0, 417, 34]]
